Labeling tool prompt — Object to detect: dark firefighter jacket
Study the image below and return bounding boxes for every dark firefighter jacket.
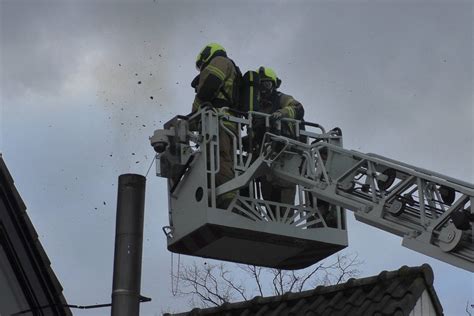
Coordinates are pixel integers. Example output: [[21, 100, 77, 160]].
[[259, 91, 305, 137], [192, 56, 239, 112]]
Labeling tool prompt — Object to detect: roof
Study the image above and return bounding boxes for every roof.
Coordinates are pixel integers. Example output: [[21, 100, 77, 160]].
[[0, 154, 72, 315], [166, 264, 443, 316]]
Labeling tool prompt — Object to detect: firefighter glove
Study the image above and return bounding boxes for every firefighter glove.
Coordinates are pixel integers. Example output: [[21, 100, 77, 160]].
[[270, 110, 284, 121]]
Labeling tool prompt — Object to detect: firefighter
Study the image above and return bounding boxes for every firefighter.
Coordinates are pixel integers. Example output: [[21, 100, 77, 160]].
[[256, 66, 304, 209], [192, 43, 240, 208], [255, 67, 336, 226]]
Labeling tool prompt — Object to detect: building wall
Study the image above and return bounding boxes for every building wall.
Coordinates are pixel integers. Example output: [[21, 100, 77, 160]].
[[0, 157, 72, 316], [410, 289, 438, 316], [0, 245, 29, 316]]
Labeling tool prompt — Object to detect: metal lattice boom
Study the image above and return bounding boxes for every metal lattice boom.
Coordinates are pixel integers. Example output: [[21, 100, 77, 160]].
[[150, 108, 474, 272]]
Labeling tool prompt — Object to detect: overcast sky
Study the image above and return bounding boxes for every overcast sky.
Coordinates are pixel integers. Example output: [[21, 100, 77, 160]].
[[1, 0, 473, 315]]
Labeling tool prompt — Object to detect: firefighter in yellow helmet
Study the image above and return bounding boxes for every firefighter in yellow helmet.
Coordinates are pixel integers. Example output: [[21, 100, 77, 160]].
[[192, 43, 240, 111], [192, 43, 241, 208], [257, 66, 304, 210], [258, 66, 304, 128]]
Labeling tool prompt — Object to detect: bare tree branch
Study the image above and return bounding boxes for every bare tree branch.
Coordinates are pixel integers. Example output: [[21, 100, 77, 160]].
[[297, 263, 323, 292], [177, 262, 229, 307], [271, 269, 280, 296], [221, 268, 248, 301], [174, 252, 363, 308], [334, 253, 363, 284], [240, 265, 264, 297], [287, 270, 299, 293]]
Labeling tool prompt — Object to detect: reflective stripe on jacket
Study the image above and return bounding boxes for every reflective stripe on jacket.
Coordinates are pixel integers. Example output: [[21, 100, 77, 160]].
[[192, 56, 238, 112]]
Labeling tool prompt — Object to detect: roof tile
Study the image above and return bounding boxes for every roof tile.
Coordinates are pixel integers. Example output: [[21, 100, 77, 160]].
[[167, 264, 443, 316]]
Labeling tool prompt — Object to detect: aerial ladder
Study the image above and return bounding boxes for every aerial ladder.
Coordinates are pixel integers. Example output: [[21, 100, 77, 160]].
[[150, 108, 474, 272]]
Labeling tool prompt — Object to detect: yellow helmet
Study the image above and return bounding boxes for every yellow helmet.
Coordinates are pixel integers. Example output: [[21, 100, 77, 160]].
[[258, 66, 281, 88], [196, 43, 226, 70]]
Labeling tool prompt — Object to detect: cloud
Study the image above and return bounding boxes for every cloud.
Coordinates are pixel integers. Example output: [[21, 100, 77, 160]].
[[1, 1, 472, 315], [1, 1, 180, 102]]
